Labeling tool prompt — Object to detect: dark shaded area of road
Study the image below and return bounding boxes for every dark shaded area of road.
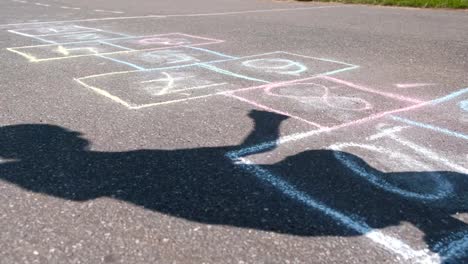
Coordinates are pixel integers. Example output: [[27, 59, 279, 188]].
[[1, 110, 466, 260]]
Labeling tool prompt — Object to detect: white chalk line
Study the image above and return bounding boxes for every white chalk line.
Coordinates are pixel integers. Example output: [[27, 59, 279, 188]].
[[227, 155, 438, 263], [7, 32, 220, 48], [329, 142, 454, 201], [74, 78, 133, 108], [74, 51, 291, 80], [166, 82, 227, 94], [366, 125, 408, 141], [60, 6, 81, 10], [94, 9, 124, 14], [74, 76, 229, 109], [7, 42, 224, 63], [226, 87, 468, 262], [0, 5, 341, 27], [395, 83, 437, 89], [35, 2, 49, 7], [385, 133, 468, 175]]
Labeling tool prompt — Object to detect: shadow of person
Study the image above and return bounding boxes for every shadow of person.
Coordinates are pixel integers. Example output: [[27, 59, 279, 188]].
[[0, 110, 466, 261]]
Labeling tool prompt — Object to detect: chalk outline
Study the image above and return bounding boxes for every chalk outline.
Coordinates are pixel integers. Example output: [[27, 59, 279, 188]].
[[74, 63, 259, 109], [9, 25, 103, 36], [74, 51, 359, 109], [225, 87, 468, 262], [99, 46, 238, 70], [223, 76, 422, 129], [330, 142, 454, 200], [390, 87, 468, 141], [6, 33, 225, 62], [202, 51, 359, 82]]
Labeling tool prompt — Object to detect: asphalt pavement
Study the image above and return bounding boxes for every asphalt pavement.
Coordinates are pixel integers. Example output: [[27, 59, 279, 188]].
[[0, 0, 467, 263]]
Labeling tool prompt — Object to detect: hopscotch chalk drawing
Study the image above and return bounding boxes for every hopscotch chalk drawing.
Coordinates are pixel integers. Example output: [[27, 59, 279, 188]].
[[4, 21, 467, 263], [223, 75, 421, 128], [7, 31, 224, 62], [75, 64, 260, 109]]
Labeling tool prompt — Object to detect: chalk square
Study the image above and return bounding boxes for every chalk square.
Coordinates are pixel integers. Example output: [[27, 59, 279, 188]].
[[393, 89, 468, 138], [104, 33, 224, 51], [39, 31, 128, 43], [75, 65, 261, 109], [229, 76, 418, 128], [11, 25, 99, 36], [203, 51, 358, 82], [102, 47, 235, 70], [9, 42, 127, 62], [229, 116, 467, 262]]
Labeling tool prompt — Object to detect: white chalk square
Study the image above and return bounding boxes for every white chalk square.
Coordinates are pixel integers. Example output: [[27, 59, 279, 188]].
[[103, 33, 224, 51], [75, 65, 261, 109], [8, 42, 128, 62], [101, 47, 235, 70], [10, 25, 99, 36], [203, 51, 358, 82], [39, 31, 128, 44]]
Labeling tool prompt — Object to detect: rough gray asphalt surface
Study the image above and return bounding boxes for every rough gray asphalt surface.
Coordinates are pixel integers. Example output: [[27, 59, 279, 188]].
[[0, 0, 467, 263]]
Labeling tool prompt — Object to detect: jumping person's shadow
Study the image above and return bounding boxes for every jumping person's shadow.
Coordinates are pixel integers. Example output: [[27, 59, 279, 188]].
[[0, 110, 467, 261]]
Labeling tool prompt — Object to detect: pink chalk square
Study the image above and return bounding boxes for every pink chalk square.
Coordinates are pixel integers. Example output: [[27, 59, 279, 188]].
[[228, 76, 418, 128]]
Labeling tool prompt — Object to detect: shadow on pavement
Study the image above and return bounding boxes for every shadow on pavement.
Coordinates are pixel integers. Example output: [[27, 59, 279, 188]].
[[0, 110, 466, 260]]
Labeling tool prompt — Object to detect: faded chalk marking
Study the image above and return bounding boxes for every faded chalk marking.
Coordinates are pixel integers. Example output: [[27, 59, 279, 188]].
[[56, 45, 98, 56], [138, 37, 188, 46], [459, 100, 468, 112], [430, 87, 468, 105], [224, 88, 468, 261], [74, 78, 133, 108], [385, 134, 468, 174], [200, 64, 270, 83], [329, 142, 454, 201], [35, 3, 50, 7], [433, 230, 468, 263], [98, 41, 134, 51], [95, 54, 146, 70], [242, 58, 307, 76], [367, 125, 409, 141], [129, 94, 216, 109], [395, 83, 436, 89], [6, 47, 39, 62], [165, 5, 342, 18], [7, 29, 55, 43], [0, 6, 341, 27], [226, 156, 437, 263], [7, 33, 224, 62], [224, 93, 325, 128], [228, 100, 430, 159], [185, 46, 238, 59], [141, 72, 178, 95], [169, 82, 227, 94], [390, 116, 468, 141], [94, 9, 124, 14], [321, 76, 423, 104], [265, 82, 373, 111]]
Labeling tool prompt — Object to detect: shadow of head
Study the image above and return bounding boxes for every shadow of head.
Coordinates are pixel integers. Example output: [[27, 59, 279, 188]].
[[0, 124, 89, 160]]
